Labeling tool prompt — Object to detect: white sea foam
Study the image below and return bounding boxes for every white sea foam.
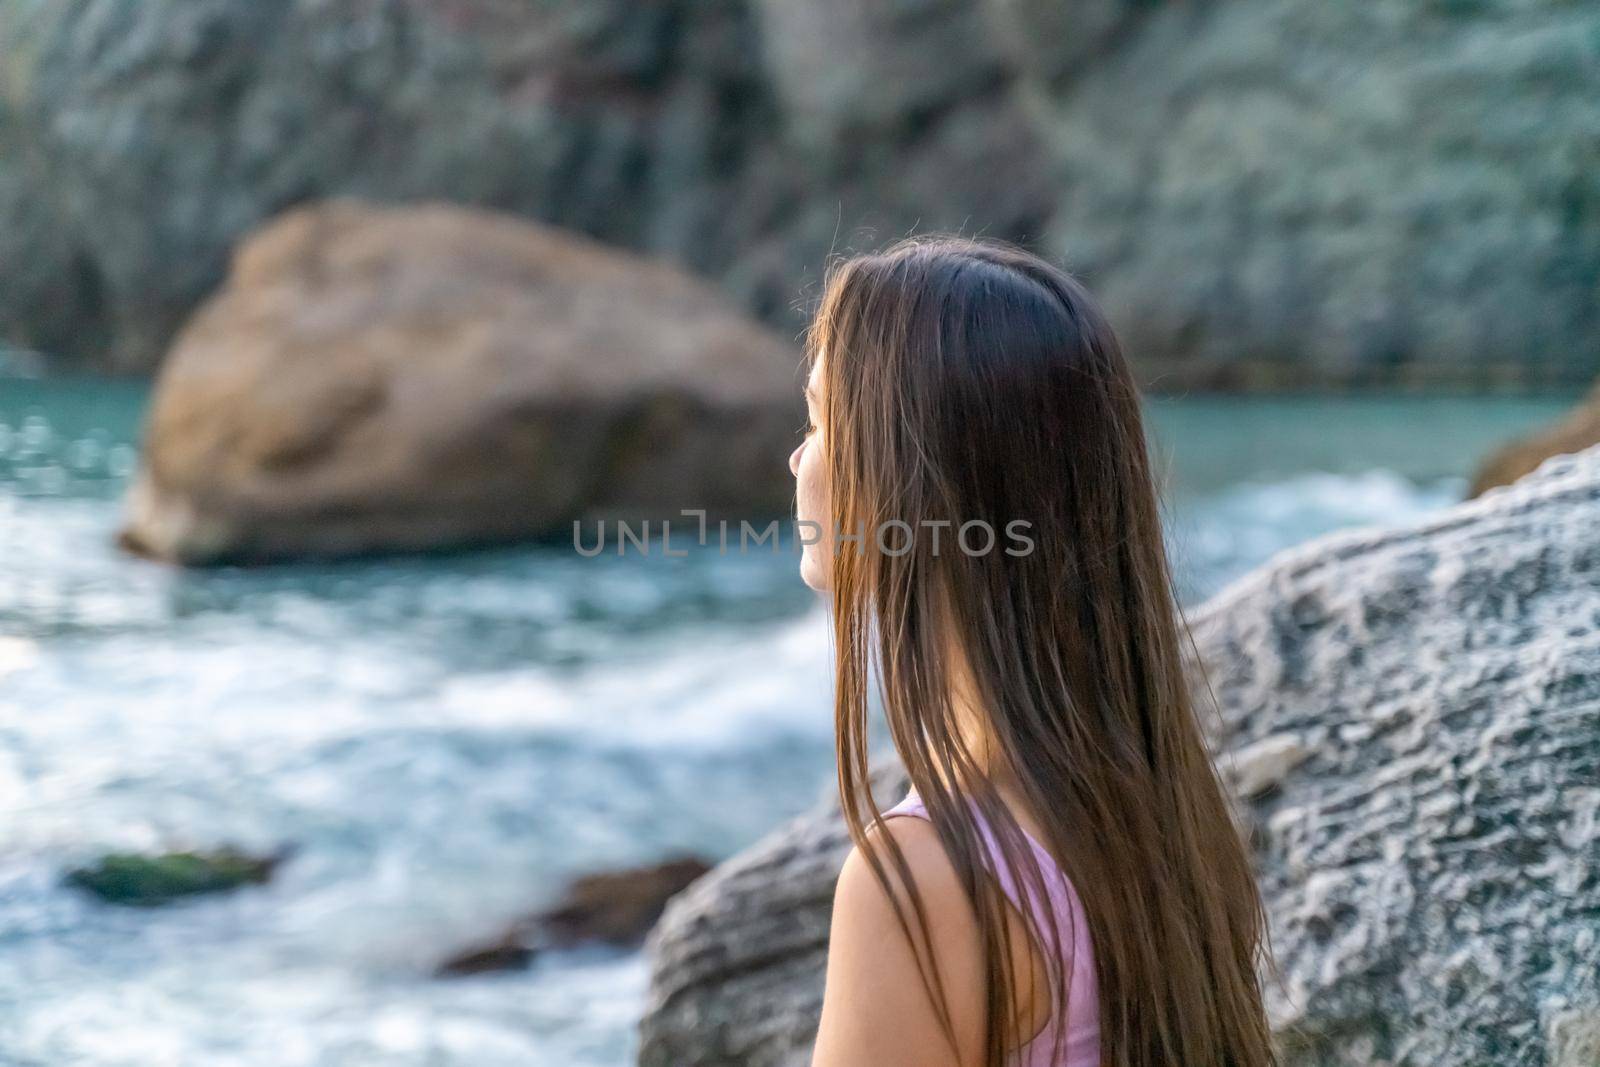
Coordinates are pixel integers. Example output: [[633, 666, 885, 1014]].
[[1, 380, 1568, 1067]]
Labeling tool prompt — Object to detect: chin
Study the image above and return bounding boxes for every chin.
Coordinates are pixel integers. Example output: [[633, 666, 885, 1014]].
[[800, 552, 829, 593]]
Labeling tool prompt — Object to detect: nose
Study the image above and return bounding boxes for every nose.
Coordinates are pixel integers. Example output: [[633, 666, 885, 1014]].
[[789, 439, 805, 476]]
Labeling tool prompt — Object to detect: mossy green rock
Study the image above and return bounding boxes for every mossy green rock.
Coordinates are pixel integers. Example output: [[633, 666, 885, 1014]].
[[65, 847, 285, 906]]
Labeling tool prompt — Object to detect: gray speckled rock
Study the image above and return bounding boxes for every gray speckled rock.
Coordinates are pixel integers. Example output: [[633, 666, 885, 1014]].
[[1195, 450, 1600, 1065], [638, 444, 1600, 1066], [638, 762, 907, 1067]]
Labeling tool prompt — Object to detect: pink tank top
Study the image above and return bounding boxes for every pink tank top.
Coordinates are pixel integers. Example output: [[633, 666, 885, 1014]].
[[882, 787, 1101, 1067]]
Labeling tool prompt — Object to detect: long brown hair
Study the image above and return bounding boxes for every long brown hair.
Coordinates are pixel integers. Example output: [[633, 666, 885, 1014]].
[[808, 234, 1275, 1066]]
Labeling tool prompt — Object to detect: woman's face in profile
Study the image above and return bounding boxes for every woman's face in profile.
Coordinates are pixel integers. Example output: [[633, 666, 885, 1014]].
[[789, 355, 830, 592]]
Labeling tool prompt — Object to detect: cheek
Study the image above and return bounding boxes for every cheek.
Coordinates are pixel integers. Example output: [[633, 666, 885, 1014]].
[[795, 440, 831, 589], [797, 439, 826, 513]]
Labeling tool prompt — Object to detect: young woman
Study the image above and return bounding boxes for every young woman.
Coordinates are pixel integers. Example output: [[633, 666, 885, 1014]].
[[789, 235, 1276, 1067]]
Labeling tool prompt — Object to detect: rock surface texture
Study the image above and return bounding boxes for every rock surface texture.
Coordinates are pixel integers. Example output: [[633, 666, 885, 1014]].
[[638, 445, 1600, 1066], [3, 0, 1597, 384], [118, 200, 802, 564]]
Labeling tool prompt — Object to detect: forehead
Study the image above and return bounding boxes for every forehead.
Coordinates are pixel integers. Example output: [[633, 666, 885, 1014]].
[[805, 354, 823, 397]]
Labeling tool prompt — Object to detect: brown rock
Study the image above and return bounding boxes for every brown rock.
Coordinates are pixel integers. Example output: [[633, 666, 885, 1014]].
[[537, 856, 713, 948], [117, 200, 804, 564], [1467, 379, 1600, 498], [435, 939, 537, 978], [436, 855, 711, 977]]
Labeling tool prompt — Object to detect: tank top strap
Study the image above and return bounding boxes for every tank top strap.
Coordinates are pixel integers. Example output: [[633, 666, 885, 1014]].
[[881, 787, 1076, 962], [879, 787, 1100, 1067]]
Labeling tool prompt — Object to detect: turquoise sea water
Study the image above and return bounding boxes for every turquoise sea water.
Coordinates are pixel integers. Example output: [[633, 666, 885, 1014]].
[[0, 377, 1583, 1066]]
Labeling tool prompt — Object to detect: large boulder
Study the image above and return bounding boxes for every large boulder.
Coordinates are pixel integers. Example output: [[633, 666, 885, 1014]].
[[638, 445, 1600, 1066], [1469, 378, 1600, 498], [6, 0, 1596, 385], [118, 200, 803, 564]]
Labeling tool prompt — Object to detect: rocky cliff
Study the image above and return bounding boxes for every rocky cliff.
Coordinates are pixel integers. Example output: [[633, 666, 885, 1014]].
[[2, 0, 1596, 384], [638, 443, 1600, 1066]]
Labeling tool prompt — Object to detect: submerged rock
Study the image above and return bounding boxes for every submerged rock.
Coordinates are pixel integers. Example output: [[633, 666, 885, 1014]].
[[117, 200, 802, 565], [638, 445, 1600, 1066], [1468, 378, 1600, 498], [65, 846, 289, 906], [437, 855, 711, 977], [535, 856, 713, 948], [435, 939, 538, 979]]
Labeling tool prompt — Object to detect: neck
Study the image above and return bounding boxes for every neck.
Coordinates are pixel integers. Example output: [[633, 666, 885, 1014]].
[[927, 619, 1058, 851], [938, 625, 1017, 794]]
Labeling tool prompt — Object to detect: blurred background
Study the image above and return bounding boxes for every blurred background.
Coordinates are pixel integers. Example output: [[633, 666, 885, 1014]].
[[0, 1, 1595, 1065]]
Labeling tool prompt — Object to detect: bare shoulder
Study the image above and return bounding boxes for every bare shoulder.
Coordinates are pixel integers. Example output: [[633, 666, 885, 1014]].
[[841, 813, 973, 917], [812, 815, 985, 1067]]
